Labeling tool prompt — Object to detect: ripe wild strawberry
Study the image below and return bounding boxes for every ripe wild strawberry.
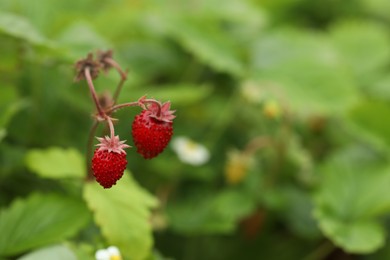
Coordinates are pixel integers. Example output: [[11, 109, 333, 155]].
[[92, 135, 130, 188], [132, 101, 175, 159]]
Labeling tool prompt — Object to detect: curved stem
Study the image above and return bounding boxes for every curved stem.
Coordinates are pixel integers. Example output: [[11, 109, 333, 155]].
[[86, 121, 99, 180], [84, 67, 105, 118], [104, 57, 127, 80], [104, 57, 128, 104], [107, 101, 140, 114], [143, 99, 162, 116], [113, 78, 127, 104], [243, 136, 273, 156], [303, 241, 335, 260]]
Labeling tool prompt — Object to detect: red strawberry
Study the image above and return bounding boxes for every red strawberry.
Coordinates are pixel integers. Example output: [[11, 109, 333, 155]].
[[132, 100, 175, 159], [91, 135, 129, 188]]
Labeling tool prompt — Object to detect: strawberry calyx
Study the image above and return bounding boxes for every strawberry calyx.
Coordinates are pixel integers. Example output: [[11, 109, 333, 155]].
[[96, 135, 130, 154], [138, 96, 176, 123]]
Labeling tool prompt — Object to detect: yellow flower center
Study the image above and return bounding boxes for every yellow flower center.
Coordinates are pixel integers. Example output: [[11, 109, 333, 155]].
[[110, 256, 122, 260], [185, 140, 198, 151]]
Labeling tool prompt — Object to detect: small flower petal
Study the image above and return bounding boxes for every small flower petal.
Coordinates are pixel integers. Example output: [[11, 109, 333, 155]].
[[107, 246, 120, 256], [95, 249, 110, 260], [172, 137, 210, 166]]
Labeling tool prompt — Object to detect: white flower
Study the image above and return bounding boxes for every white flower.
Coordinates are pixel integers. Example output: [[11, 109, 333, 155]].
[[95, 246, 122, 260], [171, 136, 210, 166]]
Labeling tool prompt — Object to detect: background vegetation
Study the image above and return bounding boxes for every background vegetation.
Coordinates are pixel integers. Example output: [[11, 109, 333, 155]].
[[1, 0, 390, 259]]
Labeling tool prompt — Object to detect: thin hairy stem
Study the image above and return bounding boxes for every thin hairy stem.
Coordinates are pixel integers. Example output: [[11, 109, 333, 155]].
[[143, 99, 162, 116], [84, 67, 105, 118], [107, 101, 140, 114], [104, 57, 127, 80], [243, 136, 273, 156], [103, 57, 128, 103]]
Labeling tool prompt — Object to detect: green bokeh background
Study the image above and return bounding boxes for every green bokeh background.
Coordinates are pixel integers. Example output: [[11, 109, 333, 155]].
[[2, 0, 390, 259]]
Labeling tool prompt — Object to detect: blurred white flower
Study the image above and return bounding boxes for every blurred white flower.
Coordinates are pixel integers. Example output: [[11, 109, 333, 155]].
[[171, 136, 210, 166], [95, 246, 122, 260]]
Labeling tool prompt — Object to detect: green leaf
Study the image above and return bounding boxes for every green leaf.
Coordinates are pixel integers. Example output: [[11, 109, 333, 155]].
[[314, 147, 390, 253], [250, 29, 359, 116], [368, 74, 390, 101], [18, 244, 77, 260], [167, 189, 256, 234], [330, 20, 390, 83], [0, 12, 51, 47], [56, 21, 111, 59], [25, 147, 85, 179], [0, 99, 28, 129], [120, 83, 213, 106], [278, 187, 320, 239], [315, 210, 385, 253], [165, 16, 245, 76], [348, 100, 390, 148], [0, 193, 90, 256], [83, 172, 158, 260]]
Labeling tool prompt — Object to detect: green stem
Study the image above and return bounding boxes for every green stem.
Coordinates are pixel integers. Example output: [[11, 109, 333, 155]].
[[303, 241, 335, 260]]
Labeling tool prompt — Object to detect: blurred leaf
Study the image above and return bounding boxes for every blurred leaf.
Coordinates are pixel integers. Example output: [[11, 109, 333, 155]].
[[363, 0, 390, 20], [25, 147, 85, 179], [251, 29, 359, 116], [120, 83, 213, 106], [278, 187, 320, 238], [0, 99, 28, 128], [330, 20, 390, 83], [167, 189, 256, 234], [314, 147, 390, 253], [0, 12, 51, 47], [348, 100, 390, 148], [18, 244, 77, 260], [83, 172, 158, 260], [315, 211, 384, 254], [0, 193, 90, 256], [0, 129, 6, 143], [56, 21, 111, 59], [165, 16, 245, 76], [368, 74, 390, 101]]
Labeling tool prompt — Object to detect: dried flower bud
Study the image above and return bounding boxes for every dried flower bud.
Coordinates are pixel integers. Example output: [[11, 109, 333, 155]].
[[74, 53, 101, 82], [97, 49, 114, 74]]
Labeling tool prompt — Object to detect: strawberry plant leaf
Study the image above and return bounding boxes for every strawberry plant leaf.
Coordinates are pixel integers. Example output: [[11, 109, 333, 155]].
[[18, 244, 77, 260], [56, 21, 111, 59], [165, 16, 245, 76], [0, 12, 51, 47], [167, 189, 256, 234], [330, 20, 390, 84], [250, 29, 359, 116], [347, 100, 390, 149], [313, 147, 390, 253], [0, 193, 90, 257], [83, 172, 158, 260], [120, 83, 213, 106], [25, 147, 85, 179]]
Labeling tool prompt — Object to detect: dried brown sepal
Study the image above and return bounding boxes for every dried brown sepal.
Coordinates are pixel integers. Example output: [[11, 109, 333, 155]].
[[74, 53, 101, 82], [97, 49, 114, 74]]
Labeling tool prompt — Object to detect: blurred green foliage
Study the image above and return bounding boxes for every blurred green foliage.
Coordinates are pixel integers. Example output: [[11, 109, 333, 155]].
[[1, 0, 390, 259]]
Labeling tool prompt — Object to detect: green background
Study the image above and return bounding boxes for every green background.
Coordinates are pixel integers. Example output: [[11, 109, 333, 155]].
[[1, 0, 390, 259]]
